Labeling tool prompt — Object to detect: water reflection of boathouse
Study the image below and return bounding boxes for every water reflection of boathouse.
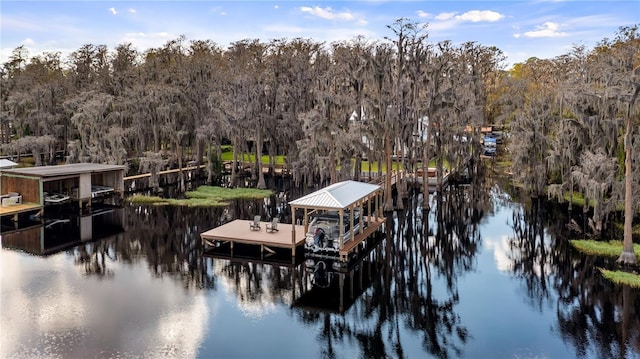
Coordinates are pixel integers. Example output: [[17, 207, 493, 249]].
[[1, 206, 124, 256], [294, 231, 385, 314], [203, 229, 386, 315]]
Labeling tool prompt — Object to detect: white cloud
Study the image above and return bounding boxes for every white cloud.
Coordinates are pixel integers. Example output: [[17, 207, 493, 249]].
[[522, 21, 568, 38], [109, 7, 117, 16], [128, 8, 136, 14], [274, 5, 279, 10], [416, 10, 430, 18], [484, 236, 514, 272], [299, 6, 355, 21], [435, 12, 456, 21], [455, 10, 504, 22]]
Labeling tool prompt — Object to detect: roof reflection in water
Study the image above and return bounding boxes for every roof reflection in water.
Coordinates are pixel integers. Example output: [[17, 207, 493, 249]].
[[1, 205, 124, 256]]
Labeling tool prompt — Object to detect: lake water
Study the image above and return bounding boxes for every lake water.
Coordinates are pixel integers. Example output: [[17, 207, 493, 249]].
[[1, 183, 639, 359]]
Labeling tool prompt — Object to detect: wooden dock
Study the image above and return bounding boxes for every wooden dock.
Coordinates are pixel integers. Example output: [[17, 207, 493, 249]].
[[0, 203, 43, 221], [338, 216, 385, 262], [201, 220, 307, 257], [123, 165, 206, 181]]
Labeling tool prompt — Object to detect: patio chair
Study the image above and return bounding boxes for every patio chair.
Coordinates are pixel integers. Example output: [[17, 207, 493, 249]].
[[250, 215, 261, 230], [266, 218, 279, 232]]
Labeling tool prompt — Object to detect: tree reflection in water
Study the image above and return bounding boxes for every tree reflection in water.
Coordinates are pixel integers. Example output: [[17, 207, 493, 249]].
[[54, 181, 638, 358], [297, 177, 488, 359], [508, 197, 640, 358]]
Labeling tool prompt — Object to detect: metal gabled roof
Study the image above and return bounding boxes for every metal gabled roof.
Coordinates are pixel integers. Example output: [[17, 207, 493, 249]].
[[289, 180, 381, 210], [1, 163, 126, 177]]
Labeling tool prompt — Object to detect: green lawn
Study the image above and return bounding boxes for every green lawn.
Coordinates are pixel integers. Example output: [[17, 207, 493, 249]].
[[128, 185, 272, 207], [219, 149, 449, 173]]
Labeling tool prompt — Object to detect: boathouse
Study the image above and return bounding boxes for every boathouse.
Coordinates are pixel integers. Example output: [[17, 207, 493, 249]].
[[201, 180, 386, 263], [289, 180, 384, 262], [0, 163, 125, 220]]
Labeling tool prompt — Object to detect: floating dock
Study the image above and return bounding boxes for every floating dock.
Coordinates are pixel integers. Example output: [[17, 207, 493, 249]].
[[0, 203, 43, 221], [201, 219, 307, 258]]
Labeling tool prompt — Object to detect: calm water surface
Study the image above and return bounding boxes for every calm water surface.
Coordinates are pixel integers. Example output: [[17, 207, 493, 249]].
[[1, 184, 639, 359]]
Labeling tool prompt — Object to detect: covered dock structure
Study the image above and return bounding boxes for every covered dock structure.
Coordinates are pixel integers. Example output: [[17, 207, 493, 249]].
[[1, 163, 125, 221], [289, 180, 385, 262]]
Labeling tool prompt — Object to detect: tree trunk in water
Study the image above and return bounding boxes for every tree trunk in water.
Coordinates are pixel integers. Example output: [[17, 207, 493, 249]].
[[196, 141, 204, 166], [32, 148, 42, 166], [206, 143, 213, 184], [422, 135, 431, 211], [231, 136, 238, 188], [256, 127, 266, 189], [384, 136, 394, 212], [396, 143, 405, 211], [177, 143, 185, 193], [618, 117, 637, 265]]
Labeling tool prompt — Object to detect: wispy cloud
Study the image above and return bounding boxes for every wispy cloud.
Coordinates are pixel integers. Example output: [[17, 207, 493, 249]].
[[435, 12, 456, 21], [416, 10, 430, 18], [109, 7, 117, 16], [128, 8, 136, 14], [299, 6, 357, 22]]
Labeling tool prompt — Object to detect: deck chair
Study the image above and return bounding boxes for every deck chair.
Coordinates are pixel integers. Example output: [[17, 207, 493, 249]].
[[266, 218, 279, 232], [250, 215, 261, 230]]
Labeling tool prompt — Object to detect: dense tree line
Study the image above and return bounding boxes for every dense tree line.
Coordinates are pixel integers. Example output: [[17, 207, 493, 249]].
[[0, 20, 638, 261], [500, 25, 639, 264], [0, 19, 501, 205]]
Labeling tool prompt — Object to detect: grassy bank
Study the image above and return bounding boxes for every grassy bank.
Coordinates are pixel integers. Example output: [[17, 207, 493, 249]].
[[128, 186, 273, 207], [570, 239, 640, 288], [599, 268, 640, 288], [570, 239, 640, 260]]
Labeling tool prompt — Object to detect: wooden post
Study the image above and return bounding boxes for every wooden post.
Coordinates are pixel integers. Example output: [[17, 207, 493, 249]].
[[291, 206, 296, 245], [339, 273, 344, 313], [349, 205, 354, 241], [339, 209, 344, 250]]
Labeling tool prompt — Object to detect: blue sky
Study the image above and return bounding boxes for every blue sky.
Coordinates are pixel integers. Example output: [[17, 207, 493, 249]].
[[1, 1, 638, 68]]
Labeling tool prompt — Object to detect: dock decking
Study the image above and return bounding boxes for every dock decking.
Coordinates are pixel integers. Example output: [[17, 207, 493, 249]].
[[338, 216, 385, 262], [0, 203, 43, 220], [201, 219, 307, 256]]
